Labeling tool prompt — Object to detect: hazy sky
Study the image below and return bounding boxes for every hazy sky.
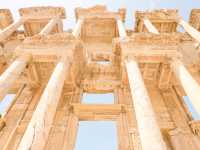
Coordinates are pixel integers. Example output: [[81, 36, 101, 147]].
[[1, 1, 200, 150], [1, 0, 200, 29]]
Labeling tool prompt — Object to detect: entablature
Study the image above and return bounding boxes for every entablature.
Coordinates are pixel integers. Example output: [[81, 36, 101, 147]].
[[19, 6, 66, 20], [189, 9, 200, 31], [82, 79, 120, 93], [19, 7, 66, 36], [117, 33, 180, 63], [15, 33, 80, 62], [135, 9, 179, 33], [75, 5, 126, 22], [71, 103, 126, 120], [83, 62, 119, 80], [14, 33, 86, 87], [113, 33, 181, 88]]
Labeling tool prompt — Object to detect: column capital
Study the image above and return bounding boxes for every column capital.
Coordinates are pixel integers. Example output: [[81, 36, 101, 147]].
[[117, 19, 127, 38], [0, 53, 31, 102], [0, 18, 25, 42], [178, 19, 200, 43], [143, 18, 159, 34], [12, 53, 32, 65], [39, 17, 62, 35], [124, 55, 137, 63], [72, 19, 83, 38]]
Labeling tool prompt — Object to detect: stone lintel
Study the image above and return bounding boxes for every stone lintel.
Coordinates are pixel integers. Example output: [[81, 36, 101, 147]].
[[22, 33, 77, 45], [82, 79, 120, 93], [125, 33, 180, 45], [75, 5, 126, 21], [135, 9, 179, 22], [14, 33, 82, 62], [116, 33, 180, 63], [71, 103, 126, 120], [15, 46, 73, 63], [19, 6, 66, 20]]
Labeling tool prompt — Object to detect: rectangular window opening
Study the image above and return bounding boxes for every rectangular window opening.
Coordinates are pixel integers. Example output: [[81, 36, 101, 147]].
[[0, 94, 15, 117], [75, 121, 118, 150], [96, 60, 111, 65], [183, 96, 200, 120], [82, 93, 114, 104], [177, 25, 185, 33]]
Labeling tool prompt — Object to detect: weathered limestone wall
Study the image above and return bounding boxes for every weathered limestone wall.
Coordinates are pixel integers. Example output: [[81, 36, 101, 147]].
[[0, 5, 200, 150]]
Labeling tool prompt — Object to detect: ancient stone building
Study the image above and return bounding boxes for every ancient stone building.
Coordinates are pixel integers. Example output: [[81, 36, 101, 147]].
[[0, 5, 200, 150]]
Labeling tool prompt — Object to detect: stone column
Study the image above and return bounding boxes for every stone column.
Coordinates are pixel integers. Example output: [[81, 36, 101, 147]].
[[125, 59, 167, 150], [0, 18, 25, 41], [171, 59, 200, 115], [17, 56, 69, 150], [72, 19, 83, 38], [179, 19, 200, 43], [117, 19, 127, 38], [143, 18, 159, 34], [0, 54, 31, 101], [39, 18, 61, 35]]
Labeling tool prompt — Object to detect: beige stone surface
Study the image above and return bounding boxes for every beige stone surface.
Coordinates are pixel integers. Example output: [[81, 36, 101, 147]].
[[0, 5, 200, 150]]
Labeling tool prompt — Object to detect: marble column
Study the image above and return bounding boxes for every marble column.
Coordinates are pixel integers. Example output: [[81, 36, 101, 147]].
[[125, 59, 167, 150], [39, 18, 61, 35], [72, 19, 83, 38], [179, 19, 200, 43], [0, 54, 31, 101], [143, 18, 159, 34], [117, 19, 127, 38], [0, 18, 25, 41], [17, 56, 69, 150], [171, 59, 200, 115]]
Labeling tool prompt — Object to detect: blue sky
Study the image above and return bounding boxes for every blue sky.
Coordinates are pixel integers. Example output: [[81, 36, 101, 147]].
[[75, 121, 117, 150], [0, 0, 200, 29], [1, 0, 200, 150]]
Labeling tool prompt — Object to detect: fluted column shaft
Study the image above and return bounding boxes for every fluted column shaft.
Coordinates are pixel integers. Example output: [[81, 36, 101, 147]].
[[143, 18, 159, 34], [171, 59, 200, 115], [72, 19, 83, 38], [117, 19, 127, 38], [179, 19, 200, 43], [18, 56, 69, 150], [0, 54, 31, 101], [0, 18, 24, 41], [125, 59, 167, 150], [39, 18, 62, 35]]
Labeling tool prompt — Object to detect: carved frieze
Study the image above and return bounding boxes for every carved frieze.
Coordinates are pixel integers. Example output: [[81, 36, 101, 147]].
[[75, 5, 126, 22], [135, 9, 179, 33], [189, 9, 200, 31], [19, 7, 66, 20]]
